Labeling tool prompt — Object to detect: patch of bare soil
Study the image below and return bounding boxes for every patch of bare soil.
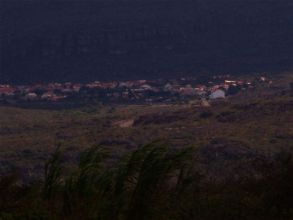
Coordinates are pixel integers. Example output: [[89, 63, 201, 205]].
[[113, 119, 134, 128]]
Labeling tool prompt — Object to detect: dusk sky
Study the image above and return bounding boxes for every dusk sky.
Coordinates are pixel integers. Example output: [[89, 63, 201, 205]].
[[1, 0, 293, 83]]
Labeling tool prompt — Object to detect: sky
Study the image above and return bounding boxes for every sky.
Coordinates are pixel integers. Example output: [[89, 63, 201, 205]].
[[1, 0, 293, 83]]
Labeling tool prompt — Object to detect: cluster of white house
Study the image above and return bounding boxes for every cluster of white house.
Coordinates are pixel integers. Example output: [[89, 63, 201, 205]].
[[0, 75, 263, 103]]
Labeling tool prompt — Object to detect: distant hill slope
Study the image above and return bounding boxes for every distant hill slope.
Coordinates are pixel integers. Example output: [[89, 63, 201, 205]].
[[1, 0, 293, 84]]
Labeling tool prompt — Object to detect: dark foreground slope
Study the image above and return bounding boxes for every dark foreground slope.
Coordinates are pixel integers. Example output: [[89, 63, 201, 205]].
[[1, 143, 293, 220], [1, 0, 293, 83]]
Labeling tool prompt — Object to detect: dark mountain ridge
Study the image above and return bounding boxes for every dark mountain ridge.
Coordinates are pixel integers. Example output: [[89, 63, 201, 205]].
[[1, 0, 293, 84]]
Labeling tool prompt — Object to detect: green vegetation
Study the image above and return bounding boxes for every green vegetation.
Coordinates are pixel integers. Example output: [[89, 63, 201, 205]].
[[1, 143, 293, 220]]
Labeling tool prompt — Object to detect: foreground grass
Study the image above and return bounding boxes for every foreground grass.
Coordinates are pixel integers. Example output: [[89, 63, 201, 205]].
[[1, 143, 293, 220]]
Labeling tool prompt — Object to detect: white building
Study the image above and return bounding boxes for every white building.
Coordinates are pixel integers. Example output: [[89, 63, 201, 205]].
[[209, 89, 225, 99], [41, 92, 54, 100], [140, 84, 152, 91], [164, 83, 173, 91], [25, 92, 38, 100]]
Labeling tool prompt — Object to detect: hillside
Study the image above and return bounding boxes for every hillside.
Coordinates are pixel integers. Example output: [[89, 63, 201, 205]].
[[0, 74, 293, 219], [1, 89, 292, 181], [0, 95, 293, 220]]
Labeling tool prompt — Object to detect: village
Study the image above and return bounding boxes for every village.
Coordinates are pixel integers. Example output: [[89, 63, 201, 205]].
[[0, 74, 272, 106]]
